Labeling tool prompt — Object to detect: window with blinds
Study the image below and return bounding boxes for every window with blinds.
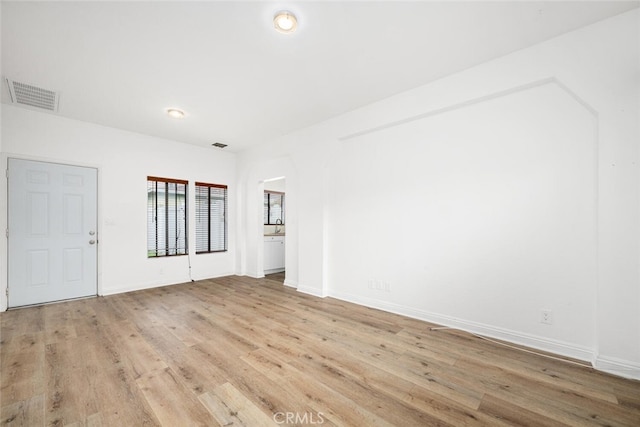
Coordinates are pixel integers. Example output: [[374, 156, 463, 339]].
[[264, 191, 285, 225], [147, 177, 188, 257], [195, 182, 228, 254]]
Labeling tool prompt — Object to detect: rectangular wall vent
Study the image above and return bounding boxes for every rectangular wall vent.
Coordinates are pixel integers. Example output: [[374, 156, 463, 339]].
[[6, 78, 59, 112]]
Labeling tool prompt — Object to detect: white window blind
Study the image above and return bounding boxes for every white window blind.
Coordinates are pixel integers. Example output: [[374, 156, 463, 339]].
[[195, 182, 228, 253], [147, 177, 188, 257]]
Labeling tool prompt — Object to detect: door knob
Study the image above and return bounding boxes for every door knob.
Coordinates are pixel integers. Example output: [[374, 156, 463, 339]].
[[89, 240, 96, 245]]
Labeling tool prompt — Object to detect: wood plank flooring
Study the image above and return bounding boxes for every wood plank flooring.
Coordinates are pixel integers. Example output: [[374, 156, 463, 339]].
[[1, 275, 639, 426]]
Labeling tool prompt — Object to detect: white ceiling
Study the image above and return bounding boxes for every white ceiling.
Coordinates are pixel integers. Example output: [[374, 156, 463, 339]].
[[2, 1, 638, 152]]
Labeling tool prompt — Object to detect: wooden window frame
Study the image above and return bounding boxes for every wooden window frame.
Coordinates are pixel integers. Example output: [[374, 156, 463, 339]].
[[195, 182, 228, 254], [147, 176, 188, 257]]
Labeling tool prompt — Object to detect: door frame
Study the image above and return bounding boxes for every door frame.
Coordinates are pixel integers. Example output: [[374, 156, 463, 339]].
[[1, 154, 102, 311], [262, 177, 286, 278]]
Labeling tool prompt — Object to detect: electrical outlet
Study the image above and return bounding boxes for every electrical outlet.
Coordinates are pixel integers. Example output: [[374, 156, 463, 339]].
[[368, 279, 391, 292], [541, 309, 553, 325]]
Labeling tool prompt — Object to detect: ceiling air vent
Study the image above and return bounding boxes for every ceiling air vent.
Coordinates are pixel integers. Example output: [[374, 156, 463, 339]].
[[6, 78, 60, 112], [212, 142, 228, 149]]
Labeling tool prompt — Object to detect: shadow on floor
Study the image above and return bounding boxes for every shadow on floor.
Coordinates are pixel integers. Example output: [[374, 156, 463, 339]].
[[265, 271, 285, 283]]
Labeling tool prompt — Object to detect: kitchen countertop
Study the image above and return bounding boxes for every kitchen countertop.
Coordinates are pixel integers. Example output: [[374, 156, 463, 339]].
[[264, 233, 286, 237]]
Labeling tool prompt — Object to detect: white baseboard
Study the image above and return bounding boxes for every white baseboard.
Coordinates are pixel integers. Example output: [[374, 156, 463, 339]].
[[100, 272, 235, 296], [283, 279, 298, 288], [244, 272, 264, 279], [329, 289, 595, 365], [595, 356, 640, 380], [297, 285, 326, 298], [101, 279, 183, 296]]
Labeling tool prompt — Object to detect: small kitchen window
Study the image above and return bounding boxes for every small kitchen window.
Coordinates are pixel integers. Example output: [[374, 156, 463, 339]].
[[264, 191, 285, 225]]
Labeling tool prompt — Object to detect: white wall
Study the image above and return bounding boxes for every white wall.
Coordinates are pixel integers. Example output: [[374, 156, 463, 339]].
[[330, 80, 597, 356], [237, 10, 640, 378], [0, 106, 236, 310]]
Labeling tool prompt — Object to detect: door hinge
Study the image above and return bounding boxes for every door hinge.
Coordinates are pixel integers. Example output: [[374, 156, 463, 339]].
[[5, 229, 8, 238]]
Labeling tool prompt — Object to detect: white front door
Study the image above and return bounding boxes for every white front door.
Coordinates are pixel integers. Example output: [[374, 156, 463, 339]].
[[8, 158, 98, 307]]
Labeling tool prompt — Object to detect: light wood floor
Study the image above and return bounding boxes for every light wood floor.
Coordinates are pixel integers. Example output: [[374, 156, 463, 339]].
[[2, 275, 639, 426]]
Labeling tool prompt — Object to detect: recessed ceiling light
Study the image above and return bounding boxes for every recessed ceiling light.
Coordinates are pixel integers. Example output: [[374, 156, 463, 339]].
[[274, 11, 297, 34], [166, 108, 185, 119]]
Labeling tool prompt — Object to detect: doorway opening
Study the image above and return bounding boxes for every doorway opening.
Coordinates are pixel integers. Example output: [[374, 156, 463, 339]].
[[263, 177, 285, 281]]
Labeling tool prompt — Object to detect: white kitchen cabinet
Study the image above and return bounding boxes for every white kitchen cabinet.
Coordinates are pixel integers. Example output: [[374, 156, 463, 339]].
[[264, 235, 285, 273]]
